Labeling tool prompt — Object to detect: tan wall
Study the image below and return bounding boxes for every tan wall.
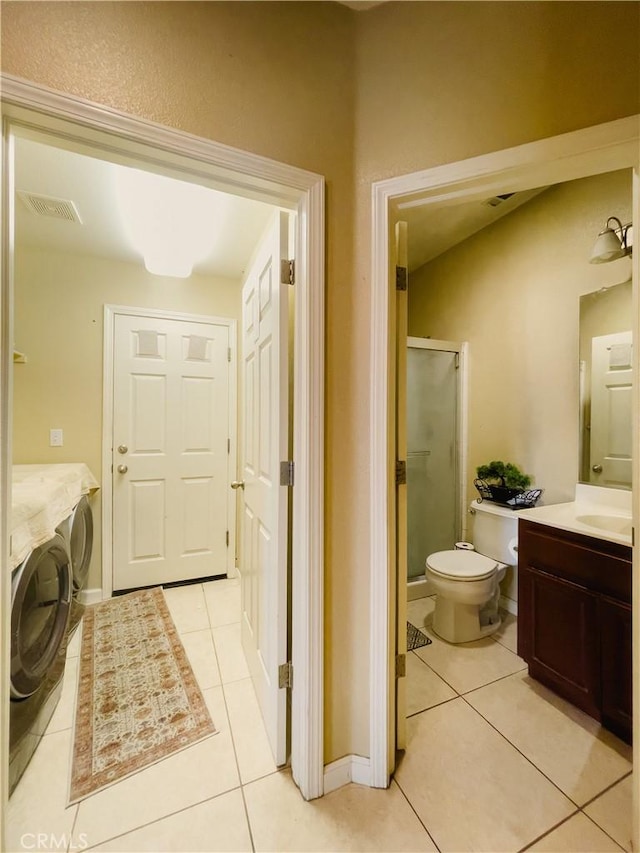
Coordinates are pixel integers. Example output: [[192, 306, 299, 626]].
[[408, 170, 633, 512], [12, 244, 241, 589], [2, 0, 639, 763]]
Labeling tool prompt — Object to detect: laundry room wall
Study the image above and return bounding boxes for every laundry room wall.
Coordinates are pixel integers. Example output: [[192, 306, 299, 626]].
[[3, 0, 639, 765], [12, 243, 242, 592]]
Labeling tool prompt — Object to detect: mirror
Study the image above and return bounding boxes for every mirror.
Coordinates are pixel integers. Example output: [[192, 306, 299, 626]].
[[579, 279, 632, 489]]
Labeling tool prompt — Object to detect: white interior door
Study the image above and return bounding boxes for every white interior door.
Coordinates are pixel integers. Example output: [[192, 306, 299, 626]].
[[239, 211, 289, 765], [590, 331, 633, 489], [112, 313, 231, 591]]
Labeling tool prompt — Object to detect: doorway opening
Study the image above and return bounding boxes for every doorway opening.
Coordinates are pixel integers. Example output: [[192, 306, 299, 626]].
[[1, 76, 325, 826], [369, 116, 639, 848]]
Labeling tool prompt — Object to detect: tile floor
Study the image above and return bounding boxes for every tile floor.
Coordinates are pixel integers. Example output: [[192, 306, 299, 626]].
[[6, 587, 634, 852]]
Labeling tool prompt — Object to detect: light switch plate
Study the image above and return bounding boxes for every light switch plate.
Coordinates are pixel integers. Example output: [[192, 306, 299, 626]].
[[49, 428, 63, 447]]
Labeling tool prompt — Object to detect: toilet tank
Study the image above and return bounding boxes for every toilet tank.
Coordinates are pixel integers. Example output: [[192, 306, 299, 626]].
[[471, 499, 519, 565]]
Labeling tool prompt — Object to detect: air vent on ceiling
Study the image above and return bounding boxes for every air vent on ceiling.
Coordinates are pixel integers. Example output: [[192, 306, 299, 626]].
[[483, 192, 516, 208], [17, 191, 82, 224]]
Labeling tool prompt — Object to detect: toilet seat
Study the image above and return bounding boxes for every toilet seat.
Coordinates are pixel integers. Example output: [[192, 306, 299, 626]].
[[426, 549, 497, 581]]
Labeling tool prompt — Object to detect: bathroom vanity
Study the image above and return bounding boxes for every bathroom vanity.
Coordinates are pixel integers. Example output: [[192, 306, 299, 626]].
[[517, 492, 632, 744]]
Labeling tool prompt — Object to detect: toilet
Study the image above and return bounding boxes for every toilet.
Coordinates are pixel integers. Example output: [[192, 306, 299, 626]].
[[425, 499, 518, 643]]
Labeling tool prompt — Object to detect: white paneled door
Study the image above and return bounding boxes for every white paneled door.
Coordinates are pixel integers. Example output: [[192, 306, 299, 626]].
[[590, 330, 633, 489], [112, 313, 232, 591], [239, 212, 290, 766]]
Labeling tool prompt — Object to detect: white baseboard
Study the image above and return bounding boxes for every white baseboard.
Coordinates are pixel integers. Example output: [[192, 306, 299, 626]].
[[323, 755, 372, 793], [500, 595, 518, 616], [78, 587, 103, 605]]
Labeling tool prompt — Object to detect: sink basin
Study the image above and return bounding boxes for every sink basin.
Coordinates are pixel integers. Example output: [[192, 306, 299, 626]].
[[575, 514, 632, 536]]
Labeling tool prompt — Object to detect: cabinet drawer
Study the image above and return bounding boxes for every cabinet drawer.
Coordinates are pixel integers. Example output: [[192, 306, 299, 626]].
[[518, 520, 631, 603]]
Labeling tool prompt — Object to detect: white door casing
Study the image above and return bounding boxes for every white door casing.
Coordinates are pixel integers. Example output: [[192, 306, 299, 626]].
[[111, 311, 234, 591], [590, 331, 633, 489], [239, 211, 290, 765]]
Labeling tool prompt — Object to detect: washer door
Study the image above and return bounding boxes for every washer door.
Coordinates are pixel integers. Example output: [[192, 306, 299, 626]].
[[11, 534, 72, 699], [68, 495, 93, 593]]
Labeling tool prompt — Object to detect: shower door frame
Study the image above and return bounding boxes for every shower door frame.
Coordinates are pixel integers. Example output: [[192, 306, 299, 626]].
[[406, 336, 469, 601]]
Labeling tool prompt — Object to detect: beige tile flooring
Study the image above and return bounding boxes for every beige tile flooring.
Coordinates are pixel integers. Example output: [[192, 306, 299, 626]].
[[7, 587, 633, 852]]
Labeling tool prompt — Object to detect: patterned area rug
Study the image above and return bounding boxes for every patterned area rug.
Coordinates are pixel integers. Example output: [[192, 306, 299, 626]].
[[69, 587, 216, 804], [407, 621, 432, 651]]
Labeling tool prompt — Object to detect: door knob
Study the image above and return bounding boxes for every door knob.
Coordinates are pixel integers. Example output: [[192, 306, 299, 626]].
[[117, 464, 128, 474], [231, 480, 245, 490], [118, 445, 128, 454], [592, 464, 603, 473]]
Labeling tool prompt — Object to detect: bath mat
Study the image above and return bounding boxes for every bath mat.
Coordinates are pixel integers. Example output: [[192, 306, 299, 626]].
[[69, 587, 216, 804], [407, 622, 432, 651]]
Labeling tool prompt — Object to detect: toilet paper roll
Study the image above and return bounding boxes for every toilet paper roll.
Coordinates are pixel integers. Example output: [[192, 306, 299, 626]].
[[507, 537, 518, 562], [455, 542, 475, 551]]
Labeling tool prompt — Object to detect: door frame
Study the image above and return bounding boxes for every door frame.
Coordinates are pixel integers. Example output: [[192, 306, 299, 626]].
[[405, 336, 469, 599], [103, 305, 238, 595], [369, 114, 640, 831], [0, 74, 325, 812]]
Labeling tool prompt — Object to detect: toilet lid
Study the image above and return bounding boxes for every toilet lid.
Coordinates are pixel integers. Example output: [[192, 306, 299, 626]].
[[426, 550, 497, 581]]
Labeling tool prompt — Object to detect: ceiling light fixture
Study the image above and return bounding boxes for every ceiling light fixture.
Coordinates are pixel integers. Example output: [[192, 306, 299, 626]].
[[589, 216, 633, 264], [116, 167, 219, 278]]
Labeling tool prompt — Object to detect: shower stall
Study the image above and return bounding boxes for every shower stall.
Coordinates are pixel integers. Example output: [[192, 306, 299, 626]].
[[406, 337, 467, 597]]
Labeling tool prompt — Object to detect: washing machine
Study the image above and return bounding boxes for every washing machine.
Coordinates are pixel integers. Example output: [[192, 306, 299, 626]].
[[9, 534, 72, 794], [56, 494, 94, 635]]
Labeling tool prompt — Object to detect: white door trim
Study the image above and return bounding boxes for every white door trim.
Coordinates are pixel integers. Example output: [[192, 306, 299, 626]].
[[0, 74, 325, 813], [102, 306, 238, 595], [370, 115, 640, 797]]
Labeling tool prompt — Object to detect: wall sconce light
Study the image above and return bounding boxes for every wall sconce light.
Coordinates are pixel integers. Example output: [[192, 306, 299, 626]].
[[589, 216, 633, 264]]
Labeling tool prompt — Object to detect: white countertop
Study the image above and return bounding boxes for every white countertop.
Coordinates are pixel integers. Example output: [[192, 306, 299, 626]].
[[11, 463, 99, 569], [517, 485, 632, 547]]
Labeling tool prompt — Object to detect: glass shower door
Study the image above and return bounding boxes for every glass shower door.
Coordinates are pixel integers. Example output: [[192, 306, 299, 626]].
[[407, 346, 459, 580]]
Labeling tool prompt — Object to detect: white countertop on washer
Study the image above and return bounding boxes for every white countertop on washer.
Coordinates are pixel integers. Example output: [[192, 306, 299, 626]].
[[11, 463, 99, 570]]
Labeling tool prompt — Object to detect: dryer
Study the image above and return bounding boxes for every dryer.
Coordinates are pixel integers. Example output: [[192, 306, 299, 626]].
[[56, 494, 93, 596], [9, 534, 72, 794], [56, 494, 94, 636]]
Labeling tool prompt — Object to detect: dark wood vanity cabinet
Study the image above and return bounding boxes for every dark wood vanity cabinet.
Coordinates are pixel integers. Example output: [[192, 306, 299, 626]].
[[517, 519, 632, 743]]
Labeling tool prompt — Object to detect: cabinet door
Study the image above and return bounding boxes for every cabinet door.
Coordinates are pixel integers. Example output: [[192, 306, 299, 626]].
[[600, 596, 632, 743], [523, 566, 601, 719]]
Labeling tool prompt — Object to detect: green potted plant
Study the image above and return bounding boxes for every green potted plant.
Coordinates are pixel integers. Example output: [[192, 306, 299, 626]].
[[475, 460, 533, 505]]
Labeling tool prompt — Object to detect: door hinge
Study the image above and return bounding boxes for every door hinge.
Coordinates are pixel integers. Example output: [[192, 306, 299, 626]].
[[227, 438, 230, 454], [455, 351, 460, 370], [396, 265, 408, 292], [280, 460, 295, 486], [395, 460, 407, 486], [279, 661, 293, 689], [281, 259, 295, 286], [228, 347, 231, 362], [395, 653, 406, 679], [226, 530, 229, 548]]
